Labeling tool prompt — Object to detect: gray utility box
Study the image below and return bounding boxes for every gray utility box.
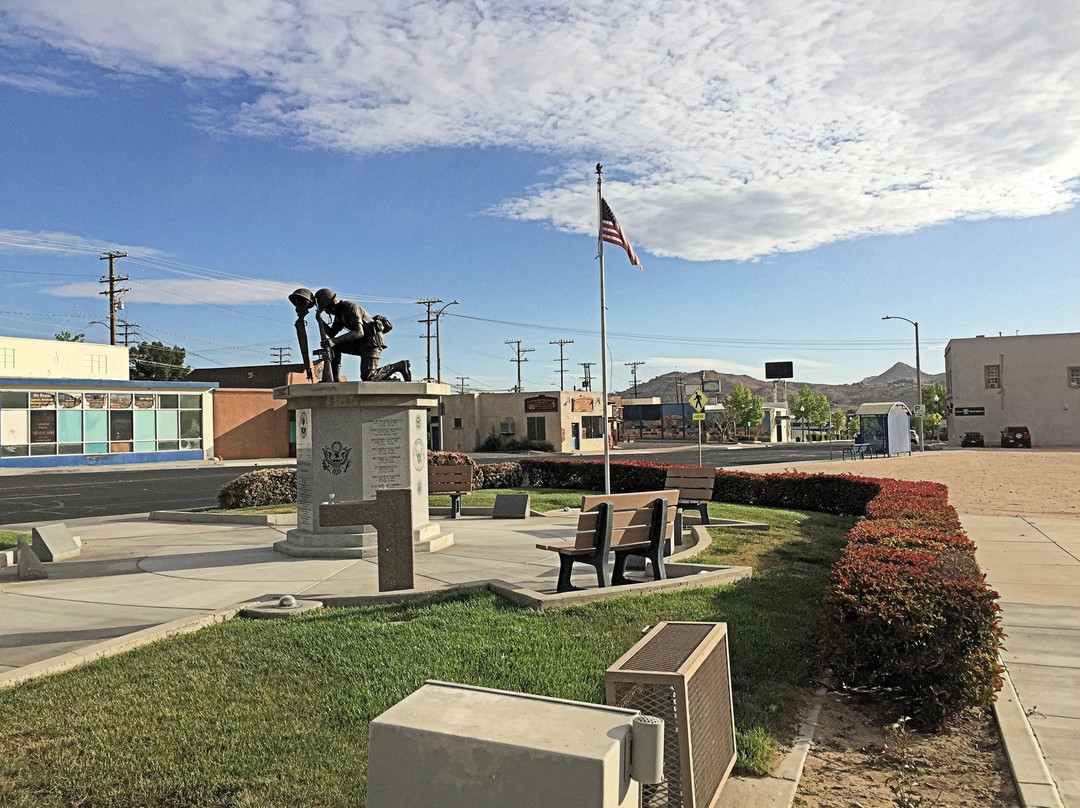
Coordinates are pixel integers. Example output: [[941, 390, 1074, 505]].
[[367, 681, 650, 808]]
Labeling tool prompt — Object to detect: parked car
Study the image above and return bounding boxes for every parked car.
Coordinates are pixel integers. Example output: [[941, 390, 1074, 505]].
[[909, 429, 919, 446], [1000, 426, 1032, 448], [961, 431, 985, 447]]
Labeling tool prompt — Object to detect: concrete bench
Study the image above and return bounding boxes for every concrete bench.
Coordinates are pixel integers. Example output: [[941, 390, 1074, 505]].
[[536, 490, 677, 593], [428, 464, 474, 518]]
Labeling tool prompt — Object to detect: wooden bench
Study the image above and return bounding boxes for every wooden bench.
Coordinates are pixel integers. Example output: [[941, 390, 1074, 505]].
[[536, 490, 678, 593], [428, 464, 474, 518], [664, 466, 715, 526]]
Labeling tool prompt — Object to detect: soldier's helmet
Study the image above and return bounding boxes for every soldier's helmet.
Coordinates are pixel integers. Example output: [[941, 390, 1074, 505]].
[[314, 288, 338, 312]]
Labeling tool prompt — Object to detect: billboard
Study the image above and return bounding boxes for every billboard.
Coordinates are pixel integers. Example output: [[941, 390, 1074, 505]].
[[765, 361, 793, 379]]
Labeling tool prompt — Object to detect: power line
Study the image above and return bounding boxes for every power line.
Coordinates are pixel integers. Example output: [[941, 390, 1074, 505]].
[[416, 298, 441, 382], [455, 376, 470, 394], [271, 347, 291, 365]]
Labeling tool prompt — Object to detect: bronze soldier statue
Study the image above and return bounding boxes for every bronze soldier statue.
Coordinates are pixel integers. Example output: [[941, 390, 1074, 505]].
[[289, 287, 411, 383]]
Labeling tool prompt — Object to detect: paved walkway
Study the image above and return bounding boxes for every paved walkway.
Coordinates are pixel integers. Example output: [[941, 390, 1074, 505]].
[[968, 515, 1080, 808]]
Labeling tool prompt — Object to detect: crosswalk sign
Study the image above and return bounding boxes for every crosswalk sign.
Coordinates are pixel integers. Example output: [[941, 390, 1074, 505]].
[[689, 389, 708, 411]]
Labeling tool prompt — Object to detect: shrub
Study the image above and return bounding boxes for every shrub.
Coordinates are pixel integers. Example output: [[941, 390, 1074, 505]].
[[820, 544, 1003, 728], [477, 461, 524, 489], [847, 519, 977, 556], [428, 450, 483, 488], [217, 468, 297, 509]]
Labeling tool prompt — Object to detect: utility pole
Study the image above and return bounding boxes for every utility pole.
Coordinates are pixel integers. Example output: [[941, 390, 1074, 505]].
[[580, 361, 594, 391], [117, 320, 140, 347], [434, 300, 459, 384], [271, 347, 291, 365], [625, 361, 645, 397], [505, 339, 535, 393], [675, 376, 686, 439], [98, 251, 128, 346], [550, 339, 574, 390], [416, 298, 441, 382], [455, 376, 470, 395]]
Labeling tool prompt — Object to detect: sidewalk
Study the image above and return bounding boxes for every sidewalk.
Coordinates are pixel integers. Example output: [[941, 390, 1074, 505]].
[[967, 514, 1080, 808]]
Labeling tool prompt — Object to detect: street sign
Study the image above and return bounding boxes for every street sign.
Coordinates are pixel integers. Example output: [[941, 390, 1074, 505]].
[[692, 412, 706, 421], [689, 389, 708, 411], [913, 404, 924, 417]]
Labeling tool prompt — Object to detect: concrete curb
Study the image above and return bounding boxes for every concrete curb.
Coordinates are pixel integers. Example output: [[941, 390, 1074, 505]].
[[994, 664, 1066, 808], [149, 510, 297, 525], [717, 688, 825, 807], [0, 607, 242, 692]]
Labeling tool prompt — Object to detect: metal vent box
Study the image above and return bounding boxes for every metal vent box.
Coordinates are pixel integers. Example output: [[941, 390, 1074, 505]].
[[367, 681, 642, 808], [606, 621, 737, 808]]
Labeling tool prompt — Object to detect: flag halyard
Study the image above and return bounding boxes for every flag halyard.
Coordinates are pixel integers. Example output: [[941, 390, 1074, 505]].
[[600, 198, 643, 270]]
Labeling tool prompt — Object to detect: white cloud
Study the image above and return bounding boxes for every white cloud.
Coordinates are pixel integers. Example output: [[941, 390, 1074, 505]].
[[6, 1, 1080, 261], [0, 229, 166, 257], [45, 277, 297, 305]]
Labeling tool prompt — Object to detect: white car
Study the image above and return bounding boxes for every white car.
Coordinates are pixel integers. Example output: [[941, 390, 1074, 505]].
[[909, 429, 919, 446]]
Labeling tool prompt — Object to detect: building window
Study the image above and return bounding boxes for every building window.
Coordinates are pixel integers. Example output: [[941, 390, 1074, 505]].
[[452, 417, 463, 429], [582, 415, 604, 439], [526, 416, 546, 442], [1070, 367, 1080, 388], [86, 354, 107, 374], [984, 365, 1000, 389], [0, 348, 13, 369]]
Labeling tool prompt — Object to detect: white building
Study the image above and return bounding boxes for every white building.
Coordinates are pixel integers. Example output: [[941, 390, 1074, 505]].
[[944, 332, 1080, 446]]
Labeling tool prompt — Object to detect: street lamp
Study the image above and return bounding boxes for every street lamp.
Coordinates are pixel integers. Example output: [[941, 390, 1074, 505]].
[[434, 300, 459, 384], [883, 315, 924, 452]]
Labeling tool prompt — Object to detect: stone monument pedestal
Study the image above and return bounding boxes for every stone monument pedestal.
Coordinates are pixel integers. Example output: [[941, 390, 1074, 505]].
[[271, 381, 452, 559]]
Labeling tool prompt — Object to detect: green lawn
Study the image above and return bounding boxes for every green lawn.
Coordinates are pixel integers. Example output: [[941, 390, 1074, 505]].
[[0, 504, 852, 808], [0, 531, 28, 551]]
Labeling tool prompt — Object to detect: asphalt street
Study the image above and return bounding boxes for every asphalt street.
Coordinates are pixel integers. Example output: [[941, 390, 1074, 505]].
[[0, 441, 889, 527]]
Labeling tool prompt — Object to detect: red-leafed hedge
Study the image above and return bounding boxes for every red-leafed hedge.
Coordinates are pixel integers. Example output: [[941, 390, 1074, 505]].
[[820, 544, 1002, 728]]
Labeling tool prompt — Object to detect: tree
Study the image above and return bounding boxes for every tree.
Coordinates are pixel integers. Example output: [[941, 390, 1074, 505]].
[[129, 341, 191, 381], [831, 409, 848, 437], [922, 382, 947, 418], [54, 331, 85, 342], [721, 382, 765, 437], [789, 384, 829, 438]]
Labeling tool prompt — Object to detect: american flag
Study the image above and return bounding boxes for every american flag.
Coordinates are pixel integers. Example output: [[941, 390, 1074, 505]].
[[600, 198, 642, 270]]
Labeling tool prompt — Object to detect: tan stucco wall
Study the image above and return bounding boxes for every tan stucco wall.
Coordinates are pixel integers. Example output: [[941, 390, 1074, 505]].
[[442, 390, 606, 453], [945, 332, 1080, 446], [0, 336, 129, 381], [211, 387, 301, 460]]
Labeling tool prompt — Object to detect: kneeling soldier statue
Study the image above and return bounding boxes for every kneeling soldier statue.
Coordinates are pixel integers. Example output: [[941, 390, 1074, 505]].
[[289, 287, 412, 383]]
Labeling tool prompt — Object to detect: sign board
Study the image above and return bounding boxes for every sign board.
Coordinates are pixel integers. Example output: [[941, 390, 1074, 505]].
[[765, 361, 794, 380], [954, 406, 985, 417], [692, 412, 706, 421], [913, 404, 924, 417], [524, 395, 559, 413], [689, 389, 709, 412], [571, 396, 595, 413], [702, 380, 720, 393]]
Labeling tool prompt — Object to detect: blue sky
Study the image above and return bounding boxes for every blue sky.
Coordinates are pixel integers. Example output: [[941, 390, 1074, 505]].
[[1, 1, 1078, 391]]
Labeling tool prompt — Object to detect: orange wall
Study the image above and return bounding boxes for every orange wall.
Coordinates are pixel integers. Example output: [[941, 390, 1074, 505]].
[[212, 388, 291, 460]]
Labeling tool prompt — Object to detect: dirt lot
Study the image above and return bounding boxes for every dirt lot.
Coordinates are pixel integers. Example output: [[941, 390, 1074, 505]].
[[773, 446, 1080, 519], [785, 447, 1080, 807]]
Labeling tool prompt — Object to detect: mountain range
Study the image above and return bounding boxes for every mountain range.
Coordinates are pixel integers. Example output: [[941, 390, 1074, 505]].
[[615, 363, 946, 412]]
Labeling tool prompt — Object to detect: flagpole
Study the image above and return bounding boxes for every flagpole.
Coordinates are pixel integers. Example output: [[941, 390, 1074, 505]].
[[596, 163, 611, 495]]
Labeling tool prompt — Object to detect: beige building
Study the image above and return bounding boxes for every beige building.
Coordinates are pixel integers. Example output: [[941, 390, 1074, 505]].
[[945, 332, 1080, 446], [0, 335, 129, 380], [440, 390, 607, 454]]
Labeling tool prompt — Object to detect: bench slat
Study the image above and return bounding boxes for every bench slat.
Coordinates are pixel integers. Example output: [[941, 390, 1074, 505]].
[[664, 467, 715, 504], [428, 465, 473, 493]]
